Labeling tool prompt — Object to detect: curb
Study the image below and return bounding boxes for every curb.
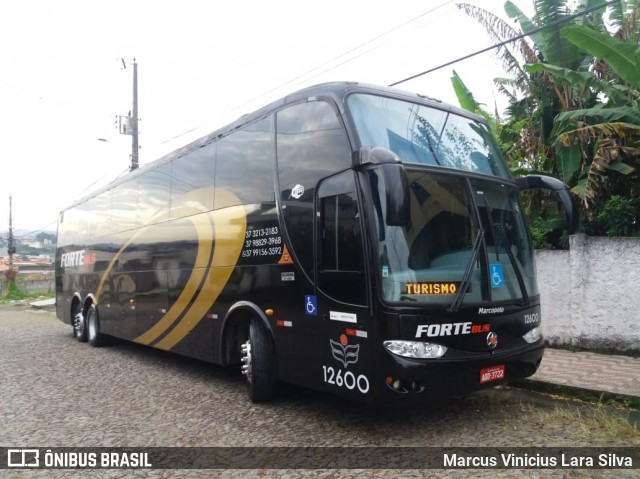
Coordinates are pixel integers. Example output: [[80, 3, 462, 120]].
[[512, 379, 640, 412]]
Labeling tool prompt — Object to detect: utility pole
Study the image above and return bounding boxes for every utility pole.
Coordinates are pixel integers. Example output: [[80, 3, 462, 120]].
[[7, 195, 15, 268], [118, 58, 139, 171], [131, 59, 139, 171]]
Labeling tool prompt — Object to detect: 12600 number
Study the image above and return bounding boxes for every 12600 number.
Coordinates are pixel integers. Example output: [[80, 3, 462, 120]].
[[322, 366, 369, 394]]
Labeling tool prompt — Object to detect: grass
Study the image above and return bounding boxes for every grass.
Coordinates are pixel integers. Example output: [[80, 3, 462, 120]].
[[510, 380, 640, 411], [530, 403, 640, 445], [0, 284, 54, 303], [557, 342, 640, 359], [482, 387, 640, 445]]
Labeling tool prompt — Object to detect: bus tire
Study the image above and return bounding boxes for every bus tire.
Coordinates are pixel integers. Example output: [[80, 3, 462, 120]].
[[74, 309, 88, 343], [87, 305, 106, 347], [241, 319, 276, 402]]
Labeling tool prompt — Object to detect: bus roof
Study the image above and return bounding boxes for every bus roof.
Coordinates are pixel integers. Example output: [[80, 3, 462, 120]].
[[63, 81, 484, 212]]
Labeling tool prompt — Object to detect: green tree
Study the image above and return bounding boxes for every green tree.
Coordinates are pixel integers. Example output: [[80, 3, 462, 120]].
[[456, 0, 640, 238]]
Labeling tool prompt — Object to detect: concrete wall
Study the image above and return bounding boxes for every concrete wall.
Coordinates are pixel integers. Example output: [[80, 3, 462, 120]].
[[536, 234, 640, 352], [0, 277, 55, 295], [20, 279, 55, 294]]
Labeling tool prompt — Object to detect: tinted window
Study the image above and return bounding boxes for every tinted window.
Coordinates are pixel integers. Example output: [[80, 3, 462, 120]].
[[318, 171, 365, 305], [349, 94, 511, 179], [171, 142, 215, 219], [137, 163, 171, 226], [111, 181, 138, 233], [85, 192, 111, 239], [276, 101, 351, 279], [321, 193, 361, 272], [215, 117, 273, 209], [60, 206, 81, 246], [277, 101, 351, 199]]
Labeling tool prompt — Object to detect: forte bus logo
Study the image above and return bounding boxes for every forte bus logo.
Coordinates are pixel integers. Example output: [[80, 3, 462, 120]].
[[415, 322, 490, 338], [60, 250, 96, 268]]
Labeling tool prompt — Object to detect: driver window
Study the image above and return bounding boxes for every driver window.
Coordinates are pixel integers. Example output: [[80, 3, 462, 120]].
[[317, 171, 366, 305]]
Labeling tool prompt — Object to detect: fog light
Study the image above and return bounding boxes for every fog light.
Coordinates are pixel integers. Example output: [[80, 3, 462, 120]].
[[383, 340, 447, 359], [523, 326, 542, 344]]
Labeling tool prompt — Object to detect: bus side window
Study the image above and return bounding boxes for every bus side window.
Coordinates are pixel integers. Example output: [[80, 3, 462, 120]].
[[276, 100, 351, 282], [317, 172, 366, 305], [215, 117, 273, 210], [170, 141, 215, 218]]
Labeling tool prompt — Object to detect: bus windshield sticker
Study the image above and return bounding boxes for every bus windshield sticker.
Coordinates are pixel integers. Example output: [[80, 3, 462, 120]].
[[280, 272, 295, 281], [404, 282, 461, 295], [329, 311, 357, 323], [304, 295, 318, 315], [291, 184, 304, 199], [382, 265, 389, 278], [489, 263, 505, 288], [330, 334, 360, 367]]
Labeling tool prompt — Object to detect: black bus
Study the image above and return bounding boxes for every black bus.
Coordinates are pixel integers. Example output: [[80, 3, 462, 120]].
[[56, 82, 575, 405]]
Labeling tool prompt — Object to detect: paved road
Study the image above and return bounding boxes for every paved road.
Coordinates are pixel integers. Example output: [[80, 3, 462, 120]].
[[1, 305, 638, 478]]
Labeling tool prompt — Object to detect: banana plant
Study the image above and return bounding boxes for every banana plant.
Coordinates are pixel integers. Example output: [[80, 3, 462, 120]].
[[457, 0, 640, 211]]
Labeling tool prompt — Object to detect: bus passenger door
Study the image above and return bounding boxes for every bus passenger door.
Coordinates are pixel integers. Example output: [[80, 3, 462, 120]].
[[315, 171, 372, 399]]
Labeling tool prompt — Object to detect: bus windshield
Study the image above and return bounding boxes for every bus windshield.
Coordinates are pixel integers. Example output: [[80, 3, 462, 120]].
[[348, 93, 511, 179], [368, 168, 538, 306]]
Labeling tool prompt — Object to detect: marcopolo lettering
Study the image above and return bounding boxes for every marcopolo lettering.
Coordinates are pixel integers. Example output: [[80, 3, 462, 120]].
[[478, 307, 505, 315], [415, 322, 490, 338]]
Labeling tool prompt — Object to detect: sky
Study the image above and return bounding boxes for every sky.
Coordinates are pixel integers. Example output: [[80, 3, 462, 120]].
[[0, 0, 533, 233]]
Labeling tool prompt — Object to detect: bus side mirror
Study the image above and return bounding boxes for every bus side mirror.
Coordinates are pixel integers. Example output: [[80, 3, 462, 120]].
[[357, 147, 410, 227], [516, 175, 578, 235], [381, 163, 410, 226]]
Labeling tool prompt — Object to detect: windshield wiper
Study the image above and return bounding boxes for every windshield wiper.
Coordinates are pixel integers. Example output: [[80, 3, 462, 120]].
[[494, 224, 529, 306], [447, 228, 484, 313]]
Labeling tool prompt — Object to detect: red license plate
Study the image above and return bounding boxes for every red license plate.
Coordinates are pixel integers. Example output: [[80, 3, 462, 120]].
[[480, 365, 505, 384]]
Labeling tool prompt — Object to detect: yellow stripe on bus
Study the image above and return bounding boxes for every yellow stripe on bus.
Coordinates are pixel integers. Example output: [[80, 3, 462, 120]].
[[94, 223, 155, 305], [154, 204, 247, 350], [134, 213, 214, 345]]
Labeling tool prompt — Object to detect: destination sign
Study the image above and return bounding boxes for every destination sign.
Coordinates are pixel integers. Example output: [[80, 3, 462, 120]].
[[404, 282, 461, 295]]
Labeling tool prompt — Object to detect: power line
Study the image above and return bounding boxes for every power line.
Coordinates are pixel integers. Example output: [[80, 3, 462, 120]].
[[234, 0, 456, 110], [156, 1, 457, 149], [13, 221, 58, 238], [390, 0, 620, 87]]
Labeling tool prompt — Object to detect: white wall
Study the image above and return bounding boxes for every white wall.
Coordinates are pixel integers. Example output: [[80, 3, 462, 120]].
[[536, 234, 640, 352]]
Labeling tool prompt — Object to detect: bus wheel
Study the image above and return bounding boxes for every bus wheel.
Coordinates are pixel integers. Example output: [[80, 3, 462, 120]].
[[73, 309, 88, 343], [241, 320, 276, 402], [87, 305, 106, 347]]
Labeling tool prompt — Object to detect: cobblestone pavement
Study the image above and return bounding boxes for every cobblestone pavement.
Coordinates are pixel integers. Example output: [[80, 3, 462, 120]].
[[1, 305, 638, 479]]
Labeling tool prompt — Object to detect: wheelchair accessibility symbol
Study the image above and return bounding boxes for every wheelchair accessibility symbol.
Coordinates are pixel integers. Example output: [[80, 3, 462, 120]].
[[489, 263, 505, 288], [305, 295, 318, 315]]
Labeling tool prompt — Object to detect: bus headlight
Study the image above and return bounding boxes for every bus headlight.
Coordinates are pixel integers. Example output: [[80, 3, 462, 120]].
[[523, 327, 542, 344], [383, 340, 447, 359]]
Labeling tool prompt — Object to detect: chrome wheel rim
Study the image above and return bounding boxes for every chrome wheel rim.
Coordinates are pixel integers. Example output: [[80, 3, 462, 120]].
[[88, 313, 96, 340], [241, 339, 252, 383]]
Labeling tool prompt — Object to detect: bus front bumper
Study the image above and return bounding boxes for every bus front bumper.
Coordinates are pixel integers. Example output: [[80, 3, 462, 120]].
[[372, 342, 544, 405]]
